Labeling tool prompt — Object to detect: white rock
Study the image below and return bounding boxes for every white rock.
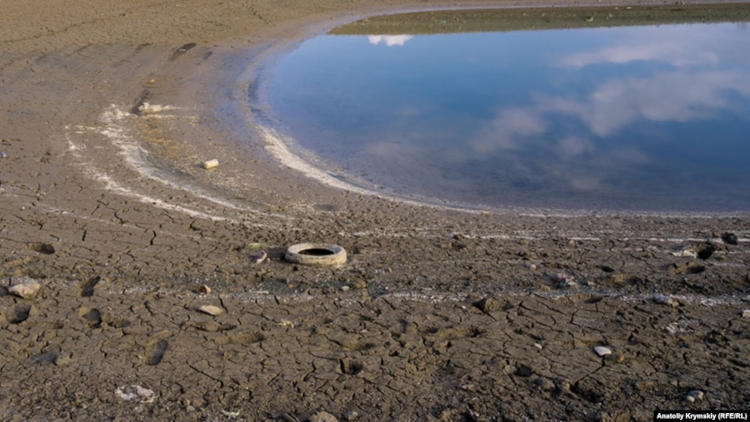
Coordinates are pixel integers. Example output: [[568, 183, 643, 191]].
[[742, 310, 750, 319], [198, 305, 224, 316], [594, 346, 612, 357], [671, 247, 697, 258], [202, 159, 219, 169], [8, 280, 41, 299]]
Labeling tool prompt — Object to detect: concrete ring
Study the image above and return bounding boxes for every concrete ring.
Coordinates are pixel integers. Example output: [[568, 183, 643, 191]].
[[284, 243, 347, 266]]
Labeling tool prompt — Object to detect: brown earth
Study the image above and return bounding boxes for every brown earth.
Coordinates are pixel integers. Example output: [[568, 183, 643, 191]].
[[1, 0, 749, 420]]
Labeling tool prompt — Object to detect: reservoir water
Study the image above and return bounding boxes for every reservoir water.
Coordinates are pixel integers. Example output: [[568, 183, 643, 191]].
[[266, 12, 750, 212]]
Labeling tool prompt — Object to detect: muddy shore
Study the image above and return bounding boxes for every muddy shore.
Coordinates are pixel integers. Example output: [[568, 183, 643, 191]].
[[1, 0, 749, 420]]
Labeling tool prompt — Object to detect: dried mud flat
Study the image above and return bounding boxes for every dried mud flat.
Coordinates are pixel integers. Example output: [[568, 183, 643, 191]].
[[1, 0, 750, 420]]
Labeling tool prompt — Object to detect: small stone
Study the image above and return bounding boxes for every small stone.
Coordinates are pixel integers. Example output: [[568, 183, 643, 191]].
[[742, 310, 750, 319], [669, 261, 706, 275], [251, 250, 267, 265], [310, 411, 338, 422], [0, 151, 7, 158], [553, 273, 577, 288], [201, 159, 219, 170], [534, 376, 556, 392], [514, 364, 533, 377], [279, 319, 294, 328], [9, 280, 41, 299], [198, 305, 223, 316], [605, 273, 631, 286], [340, 285, 350, 292], [721, 232, 738, 245], [196, 285, 211, 294], [594, 346, 612, 357], [585, 16, 595, 22], [686, 390, 704, 402], [472, 296, 502, 312], [55, 351, 74, 367], [344, 410, 359, 421], [653, 294, 679, 307], [525, 262, 537, 270]]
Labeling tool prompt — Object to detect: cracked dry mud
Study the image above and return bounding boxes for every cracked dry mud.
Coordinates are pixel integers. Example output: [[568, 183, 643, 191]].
[[1, 0, 750, 420]]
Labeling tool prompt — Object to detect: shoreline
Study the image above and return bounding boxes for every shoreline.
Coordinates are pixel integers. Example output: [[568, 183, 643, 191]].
[[1, 0, 749, 419]]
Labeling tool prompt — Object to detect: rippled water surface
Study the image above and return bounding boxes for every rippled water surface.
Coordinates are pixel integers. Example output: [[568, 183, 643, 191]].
[[266, 19, 750, 211]]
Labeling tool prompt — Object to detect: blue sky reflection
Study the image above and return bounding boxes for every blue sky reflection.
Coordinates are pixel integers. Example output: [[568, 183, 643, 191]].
[[267, 22, 750, 211]]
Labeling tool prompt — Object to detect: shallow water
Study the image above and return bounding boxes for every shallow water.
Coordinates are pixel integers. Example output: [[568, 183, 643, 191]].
[[266, 19, 750, 212]]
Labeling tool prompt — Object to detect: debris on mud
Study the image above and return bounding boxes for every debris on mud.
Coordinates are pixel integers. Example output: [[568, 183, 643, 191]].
[[114, 385, 156, 404], [202, 159, 219, 169]]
